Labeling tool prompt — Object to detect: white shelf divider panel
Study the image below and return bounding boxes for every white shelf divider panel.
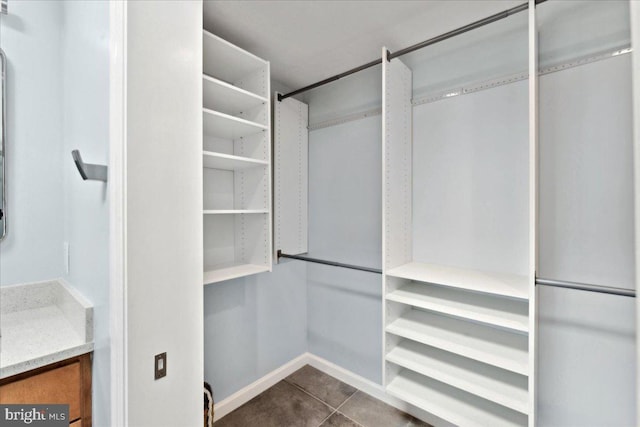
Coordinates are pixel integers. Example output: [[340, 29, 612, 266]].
[[386, 282, 529, 333], [387, 370, 527, 427], [203, 151, 268, 171], [203, 75, 268, 118], [386, 309, 528, 375], [203, 108, 267, 140], [274, 95, 309, 258], [386, 340, 528, 414], [387, 262, 528, 300], [204, 263, 271, 285], [203, 210, 268, 215], [203, 30, 267, 90]]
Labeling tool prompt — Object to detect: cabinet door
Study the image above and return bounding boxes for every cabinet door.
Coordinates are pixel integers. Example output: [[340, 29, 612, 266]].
[[0, 362, 81, 421]]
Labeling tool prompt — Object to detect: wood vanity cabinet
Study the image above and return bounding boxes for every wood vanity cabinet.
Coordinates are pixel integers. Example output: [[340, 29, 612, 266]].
[[0, 353, 92, 427]]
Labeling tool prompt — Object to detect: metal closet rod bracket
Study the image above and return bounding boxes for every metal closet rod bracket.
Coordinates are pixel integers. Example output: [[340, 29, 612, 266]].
[[72, 150, 108, 182], [277, 250, 382, 274]]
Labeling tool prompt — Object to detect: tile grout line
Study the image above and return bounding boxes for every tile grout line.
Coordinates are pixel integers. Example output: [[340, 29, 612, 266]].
[[316, 409, 338, 427], [284, 376, 361, 427], [334, 390, 357, 412], [316, 391, 364, 427], [285, 380, 338, 411], [332, 391, 366, 427]]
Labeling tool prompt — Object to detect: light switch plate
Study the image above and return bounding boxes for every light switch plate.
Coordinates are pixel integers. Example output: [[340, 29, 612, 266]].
[[155, 352, 167, 380]]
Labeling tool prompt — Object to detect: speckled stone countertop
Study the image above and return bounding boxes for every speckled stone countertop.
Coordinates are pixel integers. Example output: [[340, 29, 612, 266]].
[[0, 280, 94, 379]]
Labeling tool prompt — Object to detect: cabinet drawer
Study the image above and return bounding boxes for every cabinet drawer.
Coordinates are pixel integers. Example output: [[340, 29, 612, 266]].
[[70, 420, 82, 427], [0, 362, 81, 421]]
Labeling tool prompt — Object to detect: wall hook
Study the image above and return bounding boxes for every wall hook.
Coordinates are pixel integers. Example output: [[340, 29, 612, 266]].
[[72, 150, 108, 182]]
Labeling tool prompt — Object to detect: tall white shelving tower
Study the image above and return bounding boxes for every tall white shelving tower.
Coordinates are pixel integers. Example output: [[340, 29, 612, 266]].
[[381, 2, 538, 426], [202, 31, 272, 284]]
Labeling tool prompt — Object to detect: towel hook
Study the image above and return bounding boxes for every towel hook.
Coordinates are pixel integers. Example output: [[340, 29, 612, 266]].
[[72, 150, 108, 182]]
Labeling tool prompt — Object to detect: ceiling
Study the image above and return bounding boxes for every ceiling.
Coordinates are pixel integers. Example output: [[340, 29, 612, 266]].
[[203, 0, 523, 92]]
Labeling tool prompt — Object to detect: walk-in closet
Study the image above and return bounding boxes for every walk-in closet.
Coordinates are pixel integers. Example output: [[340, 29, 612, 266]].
[[198, 1, 638, 426], [4, 1, 632, 426]]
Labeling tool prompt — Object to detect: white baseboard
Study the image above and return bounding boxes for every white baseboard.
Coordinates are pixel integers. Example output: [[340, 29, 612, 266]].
[[306, 354, 450, 427], [213, 352, 451, 426], [213, 353, 309, 421]]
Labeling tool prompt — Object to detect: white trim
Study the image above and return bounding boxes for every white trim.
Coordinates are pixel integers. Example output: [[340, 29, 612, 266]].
[[630, 1, 640, 426], [109, 1, 127, 426], [527, 1, 538, 426], [213, 353, 452, 427], [212, 353, 309, 421], [307, 354, 450, 426]]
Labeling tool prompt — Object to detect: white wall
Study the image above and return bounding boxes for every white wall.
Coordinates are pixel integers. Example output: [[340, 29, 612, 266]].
[[0, 1, 65, 285], [125, 2, 203, 425], [60, 2, 110, 425]]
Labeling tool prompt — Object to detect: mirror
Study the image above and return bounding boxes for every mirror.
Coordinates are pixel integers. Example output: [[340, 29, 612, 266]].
[[1, 48, 5, 240]]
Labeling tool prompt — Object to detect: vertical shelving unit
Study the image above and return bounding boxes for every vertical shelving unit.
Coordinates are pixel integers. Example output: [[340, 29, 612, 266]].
[[381, 2, 536, 423], [202, 30, 272, 285]]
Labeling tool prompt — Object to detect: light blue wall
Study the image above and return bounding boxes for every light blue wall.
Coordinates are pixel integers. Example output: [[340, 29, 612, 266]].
[[61, 2, 110, 426], [0, 2, 110, 424], [304, 67, 383, 384], [204, 261, 308, 401], [0, 1, 65, 285]]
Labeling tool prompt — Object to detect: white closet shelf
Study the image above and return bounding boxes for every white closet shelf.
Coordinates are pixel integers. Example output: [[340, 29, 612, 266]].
[[203, 209, 268, 215], [386, 309, 528, 375], [204, 263, 270, 285], [386, 262, 528, 300], [203, 151, 268, 170], [203, 30, 267, 86], [386, 340, 528, 414], [203, 75, 267, 117], [386, 370, 527, 427], [203, 108, 267, 140], [386, 282, 528, 333]]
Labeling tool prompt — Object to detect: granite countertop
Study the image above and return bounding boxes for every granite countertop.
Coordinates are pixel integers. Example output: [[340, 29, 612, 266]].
[[0, 280, 94, 379]]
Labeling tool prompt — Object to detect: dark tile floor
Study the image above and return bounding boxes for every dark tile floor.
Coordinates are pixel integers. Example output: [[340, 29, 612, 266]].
[[215, 365, 431, 427]]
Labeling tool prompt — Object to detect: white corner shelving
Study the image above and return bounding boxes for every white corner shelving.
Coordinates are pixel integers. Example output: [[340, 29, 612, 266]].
[[203, 210, 268, 215], [202, 30, 272, 285], [203, 30, 268, 97], [203, 75, 268, 120], [386, 310, 529, 375], [382, 21, 535, 423], [203, 151, 268, 171], [386, 282, 529, 333], [203, 263, 271, 284], [386, 370, 528, 427], [386, 340, 529, 414], [203, 108, 267, 140], [386, 262, 529, 301]]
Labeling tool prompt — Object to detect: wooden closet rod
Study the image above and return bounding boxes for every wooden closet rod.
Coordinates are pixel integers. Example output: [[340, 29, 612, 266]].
[[277, 250, 382, 274], [278, 0, 546, 102], [536, 278, 636, 298]]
